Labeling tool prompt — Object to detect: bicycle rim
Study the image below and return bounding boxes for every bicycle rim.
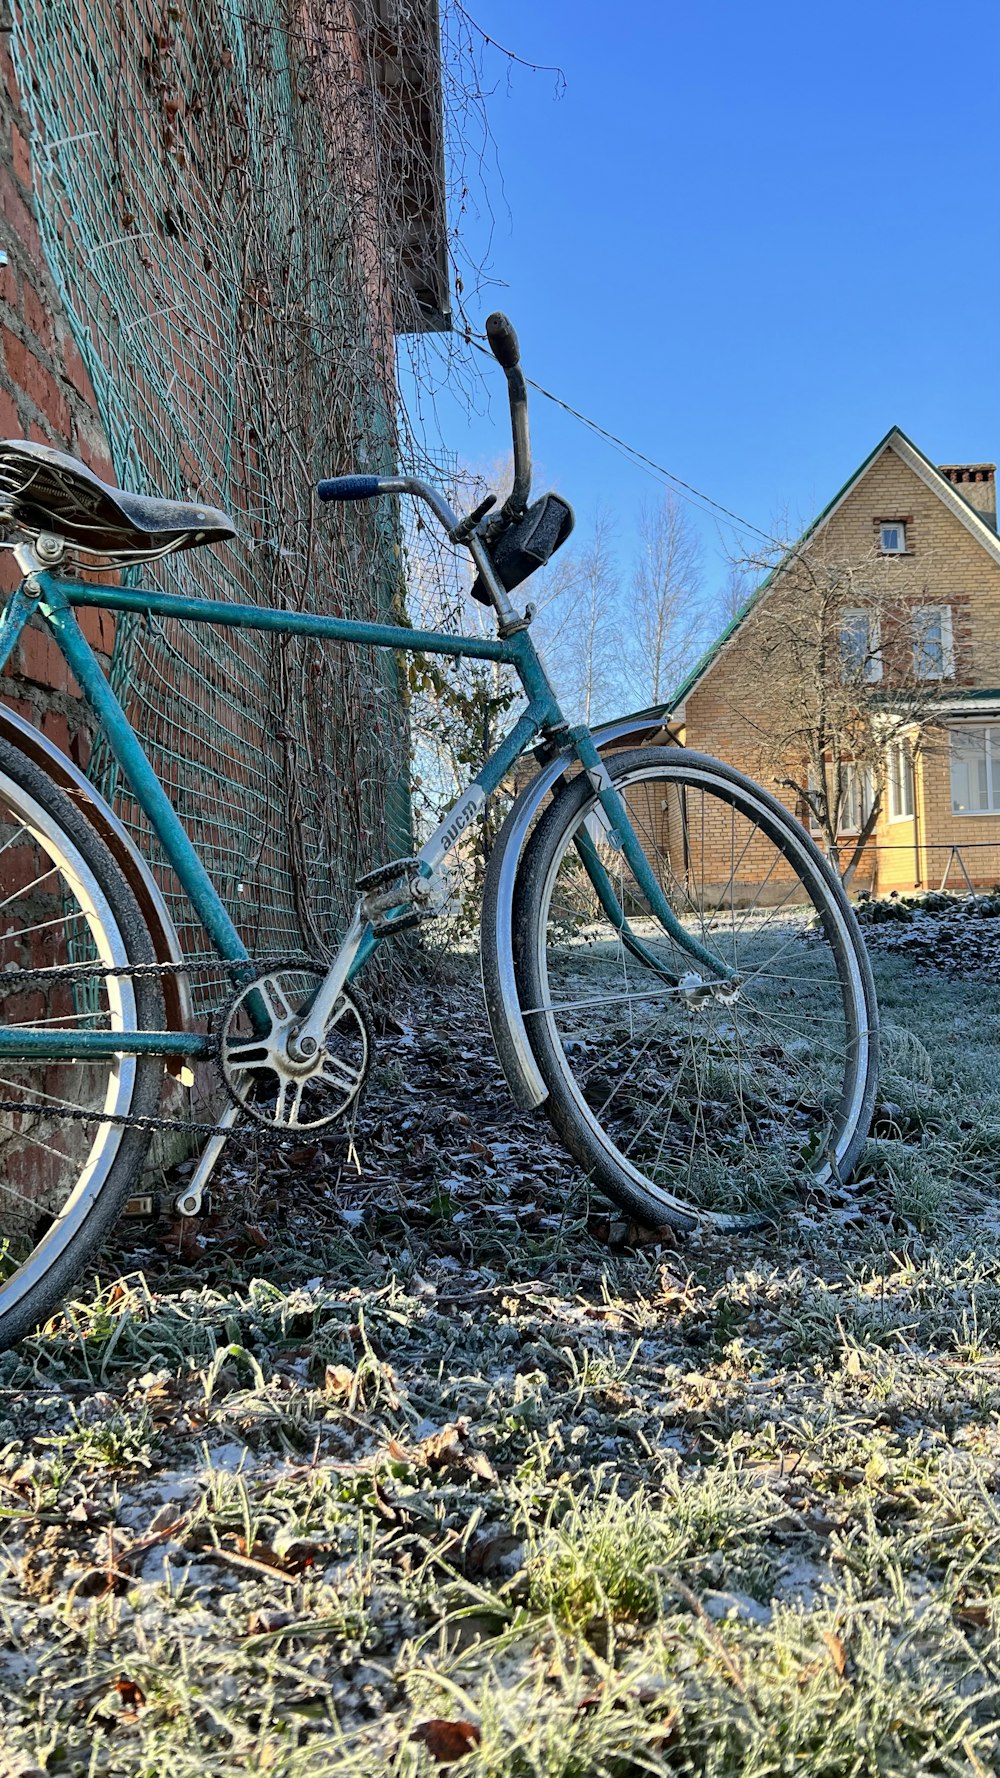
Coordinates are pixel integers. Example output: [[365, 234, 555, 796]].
[[0, 762, 154, 1325], [515, 748, 878, 1226]]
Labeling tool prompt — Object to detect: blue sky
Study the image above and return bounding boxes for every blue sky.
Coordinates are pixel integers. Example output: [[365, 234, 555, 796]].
[[401, 0, 1000, 597]]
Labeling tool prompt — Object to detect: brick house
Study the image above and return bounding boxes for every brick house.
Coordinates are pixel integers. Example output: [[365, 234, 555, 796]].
[[672, 428, 1000, 897]]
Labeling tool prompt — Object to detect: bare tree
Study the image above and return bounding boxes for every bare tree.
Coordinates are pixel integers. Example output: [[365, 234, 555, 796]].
[[726, 543, 949, 885], [716, 559, 757, 627], [401, 474, 519, 921], [535, 509, 624, 725], [627, 495, 705, 705]]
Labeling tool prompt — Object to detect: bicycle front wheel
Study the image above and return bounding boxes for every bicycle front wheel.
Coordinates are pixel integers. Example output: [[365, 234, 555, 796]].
[[0, 736, 165, 1350], [513, 747, 878, 1230]]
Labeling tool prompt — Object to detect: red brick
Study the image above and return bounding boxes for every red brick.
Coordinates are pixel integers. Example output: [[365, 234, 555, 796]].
[[18, 626, 67, 693], [0, 168, 37, 255], [60, 333, 98, 405], [10, 123, 31, 191], [78, 606, 104, 648], [0, 387, 20, 438], [0, 43, 20, 110], [6, 335, 74, 440], [21, 281, 54, 352], [76, 438, 114, 483], [70, 726, 92, 771], [40, 710, 70, 756], [3, 698, 34, 723], [4, 840, 41, 895], [31, 365, 70, 435]]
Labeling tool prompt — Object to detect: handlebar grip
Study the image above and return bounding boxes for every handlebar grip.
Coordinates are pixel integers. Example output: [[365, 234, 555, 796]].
[[317, 475, 382, 502], [485, 312, 520, 372]]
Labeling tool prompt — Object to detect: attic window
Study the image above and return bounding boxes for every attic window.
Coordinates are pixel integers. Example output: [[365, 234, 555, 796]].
[[879, 521, 907, 554]]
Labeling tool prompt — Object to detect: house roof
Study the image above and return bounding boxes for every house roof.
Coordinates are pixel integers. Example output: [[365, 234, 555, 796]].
[[671, 426, 1000, 714]]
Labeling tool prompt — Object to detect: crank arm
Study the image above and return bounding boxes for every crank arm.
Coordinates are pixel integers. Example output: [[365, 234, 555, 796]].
[[290, 901, 368, 1054], [174, 1101, 241, 1217]]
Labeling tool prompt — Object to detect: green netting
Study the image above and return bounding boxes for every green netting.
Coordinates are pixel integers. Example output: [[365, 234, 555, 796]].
[[10, 0, 420, 1013]]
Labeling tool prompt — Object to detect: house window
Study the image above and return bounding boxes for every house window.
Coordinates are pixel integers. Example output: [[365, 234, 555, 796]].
[[840, 609, 882, 682], [879, 521, 907, 554], [887, 739, 915, 821], [912, 605, 954, 679], [840, 763, 874, 834], [950, 726, 999, 814], [807, 762, 874, 834]]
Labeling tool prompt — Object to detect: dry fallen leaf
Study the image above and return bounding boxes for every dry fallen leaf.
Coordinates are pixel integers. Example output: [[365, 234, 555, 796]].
[[821, 1631, 847, 1675], [323, 1363, 356, 1400], [234, 1535, 319, 1575], [410, 1718, 481, 1764], [954, 1601, 991, 1628]]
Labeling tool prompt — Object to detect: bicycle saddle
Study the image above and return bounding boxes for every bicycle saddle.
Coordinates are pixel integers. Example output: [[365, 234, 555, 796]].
[[0, 439, 236, 555]]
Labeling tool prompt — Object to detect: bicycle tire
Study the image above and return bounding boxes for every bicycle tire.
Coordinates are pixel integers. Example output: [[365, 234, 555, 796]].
[[512, 746, 878, 1231], [0, 735, 164, 1351]]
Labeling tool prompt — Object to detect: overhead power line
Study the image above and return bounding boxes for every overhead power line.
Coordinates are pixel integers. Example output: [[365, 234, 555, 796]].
[[469, 336, 781, 548]]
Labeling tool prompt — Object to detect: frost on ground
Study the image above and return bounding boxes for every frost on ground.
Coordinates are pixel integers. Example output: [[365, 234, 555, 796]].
[[2, 953, 1000, 1774]]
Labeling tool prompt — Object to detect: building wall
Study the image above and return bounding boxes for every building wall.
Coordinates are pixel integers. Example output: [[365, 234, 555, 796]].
[[911, 731, 1000, 889], [0, 37, 114, 775], [681, 443, 1000, 899], [1, 1, 418, 1014]]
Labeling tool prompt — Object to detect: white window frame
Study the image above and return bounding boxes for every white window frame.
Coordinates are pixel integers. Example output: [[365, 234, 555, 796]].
[[879, 521, 907, 555], [912, 604, 954, 680], [950, 725, 1000, 816], [806, 761, 873, 835], [887, 738, 915, 822], [838, 762, 875, 835], [840, 608, 883, 683]]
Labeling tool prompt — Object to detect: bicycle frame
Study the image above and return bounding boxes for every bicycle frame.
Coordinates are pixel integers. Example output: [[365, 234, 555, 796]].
[[0, 564, 733, 1064]]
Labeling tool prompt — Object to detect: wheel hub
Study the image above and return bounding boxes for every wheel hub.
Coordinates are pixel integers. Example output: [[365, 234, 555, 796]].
[[678, 970, 742, 1009]]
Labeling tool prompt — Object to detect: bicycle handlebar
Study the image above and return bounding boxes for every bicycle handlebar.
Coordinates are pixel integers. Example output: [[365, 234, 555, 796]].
[[317, 475, 381, 502], [315, 314, 537, 629], [485, 311, 531, 523], [485, 312, 520, 371]]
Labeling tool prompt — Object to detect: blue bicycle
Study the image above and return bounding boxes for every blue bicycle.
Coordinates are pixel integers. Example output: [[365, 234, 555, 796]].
[[0, 315, 878, 1346]]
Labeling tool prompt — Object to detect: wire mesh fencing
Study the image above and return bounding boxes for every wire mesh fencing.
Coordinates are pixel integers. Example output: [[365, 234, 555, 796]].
[[9, 0, 442, 1012]]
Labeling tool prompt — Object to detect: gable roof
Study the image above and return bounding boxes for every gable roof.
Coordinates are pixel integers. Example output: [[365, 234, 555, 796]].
[[672, 426, 1000, 713]]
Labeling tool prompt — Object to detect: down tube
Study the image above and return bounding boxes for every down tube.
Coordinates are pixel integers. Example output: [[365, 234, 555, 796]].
[[342, 708, 549, 985]]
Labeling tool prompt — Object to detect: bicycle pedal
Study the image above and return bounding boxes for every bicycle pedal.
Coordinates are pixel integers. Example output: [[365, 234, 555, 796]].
[[369, 908, 424, 938], [355, 856, 420, 892], [123, 1193, 160, 1219]]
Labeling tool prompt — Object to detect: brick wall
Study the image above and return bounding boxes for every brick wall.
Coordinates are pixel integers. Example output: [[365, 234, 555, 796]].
[[0, 34, 115, 773], [681, 442, 1000, 898]]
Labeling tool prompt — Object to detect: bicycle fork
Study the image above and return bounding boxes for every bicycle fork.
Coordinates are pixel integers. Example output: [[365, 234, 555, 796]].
[[566, 727, 737, 986]]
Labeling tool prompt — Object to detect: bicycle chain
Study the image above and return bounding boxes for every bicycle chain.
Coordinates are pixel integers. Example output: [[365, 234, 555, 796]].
[[0, 952, 331, 1135]]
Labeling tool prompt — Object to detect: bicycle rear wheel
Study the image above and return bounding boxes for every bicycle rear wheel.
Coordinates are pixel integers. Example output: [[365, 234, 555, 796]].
[[0, 736, 164, 1350], [513, 747, 878, 1230]]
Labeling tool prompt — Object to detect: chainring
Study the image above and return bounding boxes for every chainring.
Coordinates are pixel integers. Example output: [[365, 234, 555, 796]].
[[218, 965, 371, 1131]]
